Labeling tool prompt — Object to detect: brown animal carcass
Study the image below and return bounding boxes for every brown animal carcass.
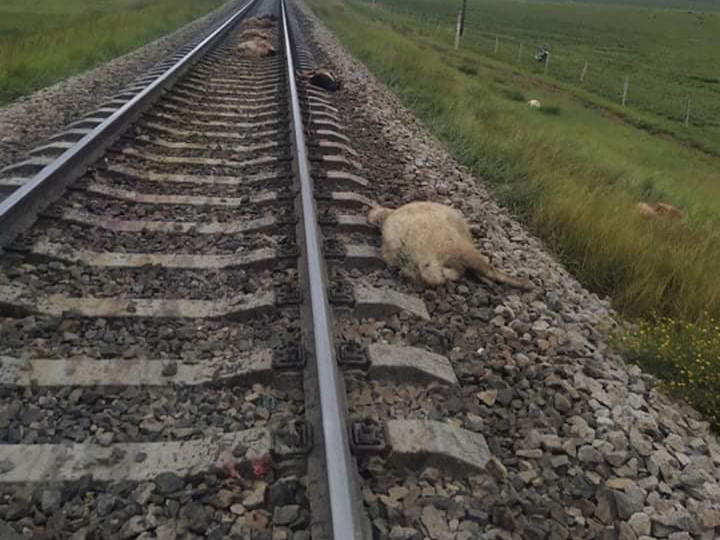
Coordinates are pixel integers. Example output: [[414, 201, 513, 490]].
[[240, 28, 270, 40], [636, 202, 657, 218], [298, 68, 341, 91], [241, 15, 276, 29], [636, 201, 684, 221], [237, 37, 276, 58], [653, 202, 684, 219]]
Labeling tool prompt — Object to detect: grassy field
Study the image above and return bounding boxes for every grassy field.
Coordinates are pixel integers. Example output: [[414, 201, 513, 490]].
[[367, 0, 720, 156], [307, 0, 720, 425], [0, 0, 225, 105]]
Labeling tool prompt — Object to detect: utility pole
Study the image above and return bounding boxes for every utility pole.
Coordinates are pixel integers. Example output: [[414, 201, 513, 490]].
[[454, 12, 461, 49], [454, 0, 467, 50]]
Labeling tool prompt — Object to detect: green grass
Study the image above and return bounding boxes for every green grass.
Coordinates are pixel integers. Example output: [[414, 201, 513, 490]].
[[0, 0, 224, 105], [307, 0, 720, 422], [619, 315, 720, 429], [366, 0, 720, 156]]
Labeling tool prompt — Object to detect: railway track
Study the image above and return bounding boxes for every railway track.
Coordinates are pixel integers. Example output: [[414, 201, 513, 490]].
[[0, 0, 494, 539], [6, 0, 718, 538]]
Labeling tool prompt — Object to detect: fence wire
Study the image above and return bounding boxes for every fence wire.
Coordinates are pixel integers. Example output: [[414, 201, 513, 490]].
[[360, 0, 720, 151]]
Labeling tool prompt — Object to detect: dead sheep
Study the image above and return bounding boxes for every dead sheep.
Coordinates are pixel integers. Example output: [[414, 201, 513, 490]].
[[241, 15, 276, 29], [298, 68, 341, 92], [636, 201, 684, 220], [237, 37, 276, 58], [240, 28, 271, 40]]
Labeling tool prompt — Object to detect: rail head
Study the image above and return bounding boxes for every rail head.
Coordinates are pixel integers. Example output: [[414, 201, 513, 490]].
[[280, 1, 368, 538], [0, 0, 260, 249]]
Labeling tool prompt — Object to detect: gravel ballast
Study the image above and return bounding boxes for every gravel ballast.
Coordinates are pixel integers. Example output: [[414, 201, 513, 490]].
[[294, 2, 720, 538]]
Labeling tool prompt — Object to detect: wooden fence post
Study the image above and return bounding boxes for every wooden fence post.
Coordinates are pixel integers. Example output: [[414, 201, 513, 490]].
[[454, 11, 462, 49], [621, 75, 629, 106], [580, 62, 589, 82], [543, 52, 550, 75]]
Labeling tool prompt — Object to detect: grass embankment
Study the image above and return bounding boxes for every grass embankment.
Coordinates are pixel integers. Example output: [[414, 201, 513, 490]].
[[0, 0, 225, 105], [367, 0, 720, 156], [307, 0, 720, 426]]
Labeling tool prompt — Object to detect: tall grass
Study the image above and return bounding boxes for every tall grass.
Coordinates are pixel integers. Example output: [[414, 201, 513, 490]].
[[308, 0, 720, 423], [358, 0, 720, 156], [0, 0, 223, 105]]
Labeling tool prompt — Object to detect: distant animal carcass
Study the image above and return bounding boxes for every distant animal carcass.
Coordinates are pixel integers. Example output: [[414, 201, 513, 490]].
[[534, 46, 550, 63], [527, 99, 541, 109], [237, 37, 276, 58], [240, 28, 271, 40], [298, 68, 341, 91], [636, 201, 684, 221], [237, 15, 276, 58], [241, 15, 277, 29]]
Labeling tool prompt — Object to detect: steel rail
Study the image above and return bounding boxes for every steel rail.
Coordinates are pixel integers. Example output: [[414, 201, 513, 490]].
[[0, 0, 259, 248], [280, 1, 366, 538]]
